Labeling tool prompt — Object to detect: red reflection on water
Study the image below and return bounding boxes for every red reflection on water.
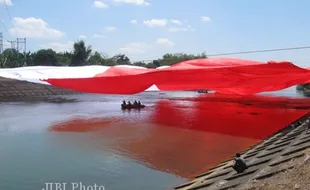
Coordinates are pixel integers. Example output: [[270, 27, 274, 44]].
[[113, 124, 260, 178], [48, 94, 310, 178], [50, 117, 122, 132], [151, 94, 310, 139]]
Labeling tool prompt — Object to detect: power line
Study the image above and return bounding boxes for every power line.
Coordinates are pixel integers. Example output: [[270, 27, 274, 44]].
[[1, 0, 25, 54], [4, 0, 13, 24], [0, 0, 12, 44], [0, 20, 10, 37], [1, 0, 13, 43], [206, 46, 310, 57], [135, 46, 310, 63]]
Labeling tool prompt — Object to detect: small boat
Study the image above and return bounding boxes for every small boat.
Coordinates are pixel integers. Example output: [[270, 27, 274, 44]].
[[197, 89, 208, 93], [121, 104, 145, 110]]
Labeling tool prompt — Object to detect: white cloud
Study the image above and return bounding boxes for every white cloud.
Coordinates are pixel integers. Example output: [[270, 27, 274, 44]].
[[170, 19, 182, 25], [9, 17, 64, 39], [168, 28, 188, 32], [201, 16, 211, 22], [104, 26, 116, 32], [130, 19, 137, 24], [112, 0, 150, 6], [156, 38, 174, 47], [93, 0, 108, 8], [168, 24, 195, 32], [0, 0, 12, 6], [143, 19, 167, 27], [92, 34, 106, 38], [119, 42, 151, 54], [41, 41, 74, 52], [79, 35, 87, 39]]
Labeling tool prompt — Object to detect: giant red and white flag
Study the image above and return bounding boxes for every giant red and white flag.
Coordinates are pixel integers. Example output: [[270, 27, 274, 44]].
[[1, 58, 310, 95]]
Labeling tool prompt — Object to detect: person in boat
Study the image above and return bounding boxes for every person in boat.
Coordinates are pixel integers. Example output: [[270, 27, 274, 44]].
[[134, 100, 138, 106], [232, 153, 248, 173], [137, 101, 141, 106], [122, 100, 126, 106], [127, 101, 132, 106]]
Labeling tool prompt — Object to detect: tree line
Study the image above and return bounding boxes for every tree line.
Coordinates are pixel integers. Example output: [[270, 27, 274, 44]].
[[296, 84, 310, 91], [0, 40, 207, 68]]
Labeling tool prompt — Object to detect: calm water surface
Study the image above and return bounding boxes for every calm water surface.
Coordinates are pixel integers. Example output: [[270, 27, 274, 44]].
[[0, 87, 308, 190]]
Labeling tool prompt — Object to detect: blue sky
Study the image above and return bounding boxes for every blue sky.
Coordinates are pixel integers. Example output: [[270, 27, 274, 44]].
[[0, 0, 310, 66]]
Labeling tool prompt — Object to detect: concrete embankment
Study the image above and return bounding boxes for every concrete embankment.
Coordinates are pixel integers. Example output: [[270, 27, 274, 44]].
[[175, 113, 310, 190], [0, 77, 80, 102]]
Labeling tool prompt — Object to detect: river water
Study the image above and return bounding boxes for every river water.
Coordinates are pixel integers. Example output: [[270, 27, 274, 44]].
[[0, 88, 309, 190]]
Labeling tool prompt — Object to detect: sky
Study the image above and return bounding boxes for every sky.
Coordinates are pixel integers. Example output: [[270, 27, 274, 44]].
[[0, 0, 310, 66]]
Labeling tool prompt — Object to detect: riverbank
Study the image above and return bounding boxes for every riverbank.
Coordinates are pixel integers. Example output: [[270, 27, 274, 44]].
[[175, 113, 310, 190]]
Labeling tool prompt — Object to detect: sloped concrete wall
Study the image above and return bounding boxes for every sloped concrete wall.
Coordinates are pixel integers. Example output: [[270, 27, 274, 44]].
[[175, 114, 310, 190], [0, 77, 80, 101]]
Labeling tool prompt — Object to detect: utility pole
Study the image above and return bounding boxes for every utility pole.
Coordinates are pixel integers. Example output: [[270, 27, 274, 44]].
[[16, 38, 26, 53], [16, 38, 27, 66], [7, 40, 16, 50]]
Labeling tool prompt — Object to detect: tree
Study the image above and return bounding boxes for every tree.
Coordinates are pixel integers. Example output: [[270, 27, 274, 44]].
[[296, 83, 310, 97], [70, 40, 92, 66], [296, 83, 310, 91], [105, 58, 117, 66], [0, 49, 23, 68], [0, 43, 208, 68], [21, 51, 36, 66], [88, 51, 104, 65], [152, 60, 160, 67], [112, 54, 130, 65], [132, 61, 147, 67], [156, 52, 207, 66], [33, 49, 59, 66], [0, 53, 6, 68], [57, 51, 72, 66]]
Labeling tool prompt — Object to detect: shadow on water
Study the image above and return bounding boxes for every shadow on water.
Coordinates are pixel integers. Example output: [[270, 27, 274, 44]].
[[48, 93, 310, 179]]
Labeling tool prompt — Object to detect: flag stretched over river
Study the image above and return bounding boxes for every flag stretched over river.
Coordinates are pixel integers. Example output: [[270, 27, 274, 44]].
[[43, 58, 310, 95], [1, 58, 310, 95]]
